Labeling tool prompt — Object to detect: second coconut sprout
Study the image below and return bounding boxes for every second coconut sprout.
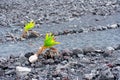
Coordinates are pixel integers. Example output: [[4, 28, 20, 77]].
[[29, 33, 60, 63]]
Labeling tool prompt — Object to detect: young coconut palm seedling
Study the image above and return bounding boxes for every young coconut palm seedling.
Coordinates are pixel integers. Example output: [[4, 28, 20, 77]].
[[29, 33, 60, 63], [21, 20, 39, 38]]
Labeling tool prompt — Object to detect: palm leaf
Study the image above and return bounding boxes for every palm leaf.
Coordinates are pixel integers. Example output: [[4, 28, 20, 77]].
[[24, 20, 35, 31], [44, 33, 60, 48]]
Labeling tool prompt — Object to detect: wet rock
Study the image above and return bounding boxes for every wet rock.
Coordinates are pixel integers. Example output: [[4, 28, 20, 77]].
[[16, 66, 31, 76], [107, 24, 118, 29], [94, 49, 104, 53], [114, 44, 120, 50], [104, 47, 115, 56], [72, 48, 83, 57], [78, 29, 84, 33], [102, 26, 108, 30], [83, 47, 96, 54]]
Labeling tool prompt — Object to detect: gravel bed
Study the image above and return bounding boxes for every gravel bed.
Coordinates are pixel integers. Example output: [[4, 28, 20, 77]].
[[0, 0, 120, 27], [0, 45, 120, 80]]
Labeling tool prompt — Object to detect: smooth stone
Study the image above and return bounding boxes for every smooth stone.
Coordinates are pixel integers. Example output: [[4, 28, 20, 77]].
[[104, 47, 115, 54], [83, 47, 96, 54], [16, 66, 31, 76]]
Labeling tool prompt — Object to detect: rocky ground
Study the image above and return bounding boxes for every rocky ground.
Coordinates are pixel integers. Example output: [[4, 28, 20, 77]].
[[0, 0, 119, 27], [1, 0, 120, 80], [0, 46, 120, 80]]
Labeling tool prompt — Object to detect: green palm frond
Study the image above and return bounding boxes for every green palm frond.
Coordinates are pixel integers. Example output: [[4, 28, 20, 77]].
[[44, 33, 60, 48], [24, 20, 35, 32]]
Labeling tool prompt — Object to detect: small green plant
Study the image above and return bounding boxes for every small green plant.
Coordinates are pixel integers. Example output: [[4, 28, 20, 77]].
[[21, 20, 35, 38], [24, 20, 35, 32], [44, 33, 60, 48], [29, 33, 60, 63]]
